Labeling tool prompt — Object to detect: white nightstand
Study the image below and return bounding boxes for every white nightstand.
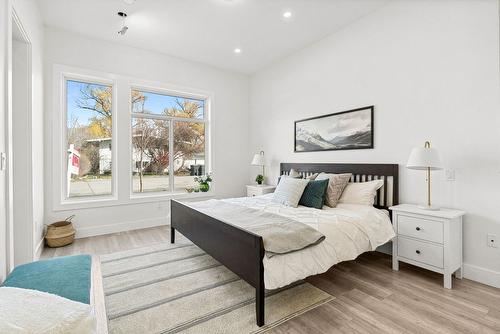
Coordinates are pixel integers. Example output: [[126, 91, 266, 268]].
[[246, 184, 276, 197], [390, 204, 465, 289]]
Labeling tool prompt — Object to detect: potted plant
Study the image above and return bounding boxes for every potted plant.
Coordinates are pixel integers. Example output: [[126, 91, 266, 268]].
[[194, 173, 212, 192], [255, 174, 264, 185]]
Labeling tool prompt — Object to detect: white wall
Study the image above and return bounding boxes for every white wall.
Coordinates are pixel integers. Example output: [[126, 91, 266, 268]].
[[249, 0, 500, 286], [44, 28, 250, 237]]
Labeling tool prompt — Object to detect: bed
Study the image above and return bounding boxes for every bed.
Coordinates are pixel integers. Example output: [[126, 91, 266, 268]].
[[170, 162, 399, 326]]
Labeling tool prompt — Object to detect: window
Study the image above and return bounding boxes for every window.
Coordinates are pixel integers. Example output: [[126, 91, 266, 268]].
[[55, 65, 212, 209], [131, 89, 207, 194], [65, 79, 113, 198]]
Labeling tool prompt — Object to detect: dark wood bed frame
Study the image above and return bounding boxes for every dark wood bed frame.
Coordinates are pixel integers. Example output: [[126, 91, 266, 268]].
[[170, 163, 399, 327]]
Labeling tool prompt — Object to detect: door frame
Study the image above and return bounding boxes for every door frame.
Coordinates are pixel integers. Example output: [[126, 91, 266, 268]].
[[0, 0, 11, 281], [9, 8, 34, 267]]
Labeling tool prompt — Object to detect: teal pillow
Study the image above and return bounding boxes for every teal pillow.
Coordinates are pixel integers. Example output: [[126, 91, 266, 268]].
[[299, 179, 329, 209]]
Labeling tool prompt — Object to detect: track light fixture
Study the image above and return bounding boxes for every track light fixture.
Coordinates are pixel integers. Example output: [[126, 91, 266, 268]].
[[118, 12, 128, 35]]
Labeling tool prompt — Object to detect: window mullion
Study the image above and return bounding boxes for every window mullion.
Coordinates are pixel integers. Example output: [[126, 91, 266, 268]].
[[169, 119, 174, 192]]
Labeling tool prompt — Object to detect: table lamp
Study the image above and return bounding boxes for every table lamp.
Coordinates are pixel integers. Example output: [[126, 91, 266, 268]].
[[406, 141, 443, 210], [251, 151, 265, 184]]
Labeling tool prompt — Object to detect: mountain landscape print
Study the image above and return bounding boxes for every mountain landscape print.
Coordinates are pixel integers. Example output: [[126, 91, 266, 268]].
[[295, 106, 373, 152]]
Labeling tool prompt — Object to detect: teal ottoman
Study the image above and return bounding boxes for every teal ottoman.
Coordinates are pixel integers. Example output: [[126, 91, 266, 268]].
[[1, 254, 92, 304]]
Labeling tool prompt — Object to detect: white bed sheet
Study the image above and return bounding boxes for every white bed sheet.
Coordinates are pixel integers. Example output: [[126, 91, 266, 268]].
[[222, 194, 395, 289]]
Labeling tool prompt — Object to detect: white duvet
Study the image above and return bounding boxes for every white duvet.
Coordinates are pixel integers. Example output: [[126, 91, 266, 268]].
[[221, 194, 396, 290], [0, 287, 95, 334]]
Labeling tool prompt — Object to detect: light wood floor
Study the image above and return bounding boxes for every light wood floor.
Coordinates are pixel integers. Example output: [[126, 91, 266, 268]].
[[42, 226, 500, 334]]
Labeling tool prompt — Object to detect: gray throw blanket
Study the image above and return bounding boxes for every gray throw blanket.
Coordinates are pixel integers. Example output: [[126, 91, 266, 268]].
[[188, 200, 325, 258]]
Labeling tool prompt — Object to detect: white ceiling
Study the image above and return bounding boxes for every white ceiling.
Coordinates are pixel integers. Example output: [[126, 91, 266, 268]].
[[38, 0, 389, 74]]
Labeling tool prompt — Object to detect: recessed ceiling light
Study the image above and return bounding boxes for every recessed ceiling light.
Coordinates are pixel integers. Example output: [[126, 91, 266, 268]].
[[283, 11, 292, 19], [234, 48, 242, 54], [123, 0, 136, 4]]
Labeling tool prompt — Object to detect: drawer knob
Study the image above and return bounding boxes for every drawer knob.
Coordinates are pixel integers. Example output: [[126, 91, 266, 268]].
[[416, 227, 421, 231], [416, 250, 421, 255]]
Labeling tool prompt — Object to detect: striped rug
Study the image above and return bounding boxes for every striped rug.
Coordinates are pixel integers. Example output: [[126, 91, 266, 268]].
[[100, 240, 333, 334]]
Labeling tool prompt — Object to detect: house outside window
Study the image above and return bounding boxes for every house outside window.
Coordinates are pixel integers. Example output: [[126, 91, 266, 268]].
[[65, 79, 114, 198]]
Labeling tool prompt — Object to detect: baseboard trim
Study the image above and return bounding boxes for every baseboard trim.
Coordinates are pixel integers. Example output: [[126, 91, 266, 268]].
[[34, 237, 44, 261], [463, 263, 500, 289], [75, 216, 169, 239]]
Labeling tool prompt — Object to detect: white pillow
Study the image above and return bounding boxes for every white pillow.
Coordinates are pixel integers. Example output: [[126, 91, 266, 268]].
[[0, 287, 96, 334], [272, 177, 309, 207], [338, 179, 384, 206]]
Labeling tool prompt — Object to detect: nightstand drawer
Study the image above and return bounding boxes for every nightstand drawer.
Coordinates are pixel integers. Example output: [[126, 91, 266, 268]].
[[397, 214, 443, 244], [247, 189, 260, 197], [398, 237, 443, 268], [246, 185, 276, 197]]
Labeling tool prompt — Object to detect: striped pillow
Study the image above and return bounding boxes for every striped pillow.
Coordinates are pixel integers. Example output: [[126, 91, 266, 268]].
[[315, 173, 352, 208], [272, 177, 310, 207], [277, 172, 318, 185]]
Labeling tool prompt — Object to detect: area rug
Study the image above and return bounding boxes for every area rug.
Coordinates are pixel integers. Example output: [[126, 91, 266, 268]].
[[100, 241, 333, 334]]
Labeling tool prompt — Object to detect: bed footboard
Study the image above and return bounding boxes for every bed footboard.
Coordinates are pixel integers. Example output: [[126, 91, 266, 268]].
[[170, 199, 266, 326]]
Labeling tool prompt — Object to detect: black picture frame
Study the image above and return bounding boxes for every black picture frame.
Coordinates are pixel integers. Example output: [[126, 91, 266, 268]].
[[294, 106, 374, 152]]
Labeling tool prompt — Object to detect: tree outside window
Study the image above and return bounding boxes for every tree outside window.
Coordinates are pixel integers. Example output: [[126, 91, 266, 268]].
[[131, 89, 207, 193], [66, 80, 113, 198]]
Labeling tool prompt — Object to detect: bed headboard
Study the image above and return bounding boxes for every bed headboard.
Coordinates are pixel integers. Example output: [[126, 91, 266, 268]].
[[280, 163, 399, 210]]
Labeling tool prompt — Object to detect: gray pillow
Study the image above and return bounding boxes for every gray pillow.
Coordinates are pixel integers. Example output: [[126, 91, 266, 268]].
[[272, 177, 310, 207], [315, 172, 352, 207]]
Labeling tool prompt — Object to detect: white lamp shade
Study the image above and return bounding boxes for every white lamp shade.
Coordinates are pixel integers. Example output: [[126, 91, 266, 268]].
[[407, 147, 443, 170], [251, 153, 265, 166]]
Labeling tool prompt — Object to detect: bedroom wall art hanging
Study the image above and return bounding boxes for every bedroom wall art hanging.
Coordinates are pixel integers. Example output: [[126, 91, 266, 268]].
[[294, 106, 374, 152]]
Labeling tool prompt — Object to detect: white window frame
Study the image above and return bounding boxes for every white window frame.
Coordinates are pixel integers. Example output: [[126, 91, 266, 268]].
[[129, 83, 211, 199], [52, 65, 119, 210], [52, 65, 214, 211]]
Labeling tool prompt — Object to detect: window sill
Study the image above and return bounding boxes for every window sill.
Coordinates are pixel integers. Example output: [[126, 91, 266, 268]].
[[53, 191, 215, 212], [130, 191, 215, 203]]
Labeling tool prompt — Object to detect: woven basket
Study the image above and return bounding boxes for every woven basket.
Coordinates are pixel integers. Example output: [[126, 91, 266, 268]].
[[45, 215, 76, 248]]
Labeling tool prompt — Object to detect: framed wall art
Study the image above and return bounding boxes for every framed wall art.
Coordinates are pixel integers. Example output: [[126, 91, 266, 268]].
[[294, 106, 374, 152]]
